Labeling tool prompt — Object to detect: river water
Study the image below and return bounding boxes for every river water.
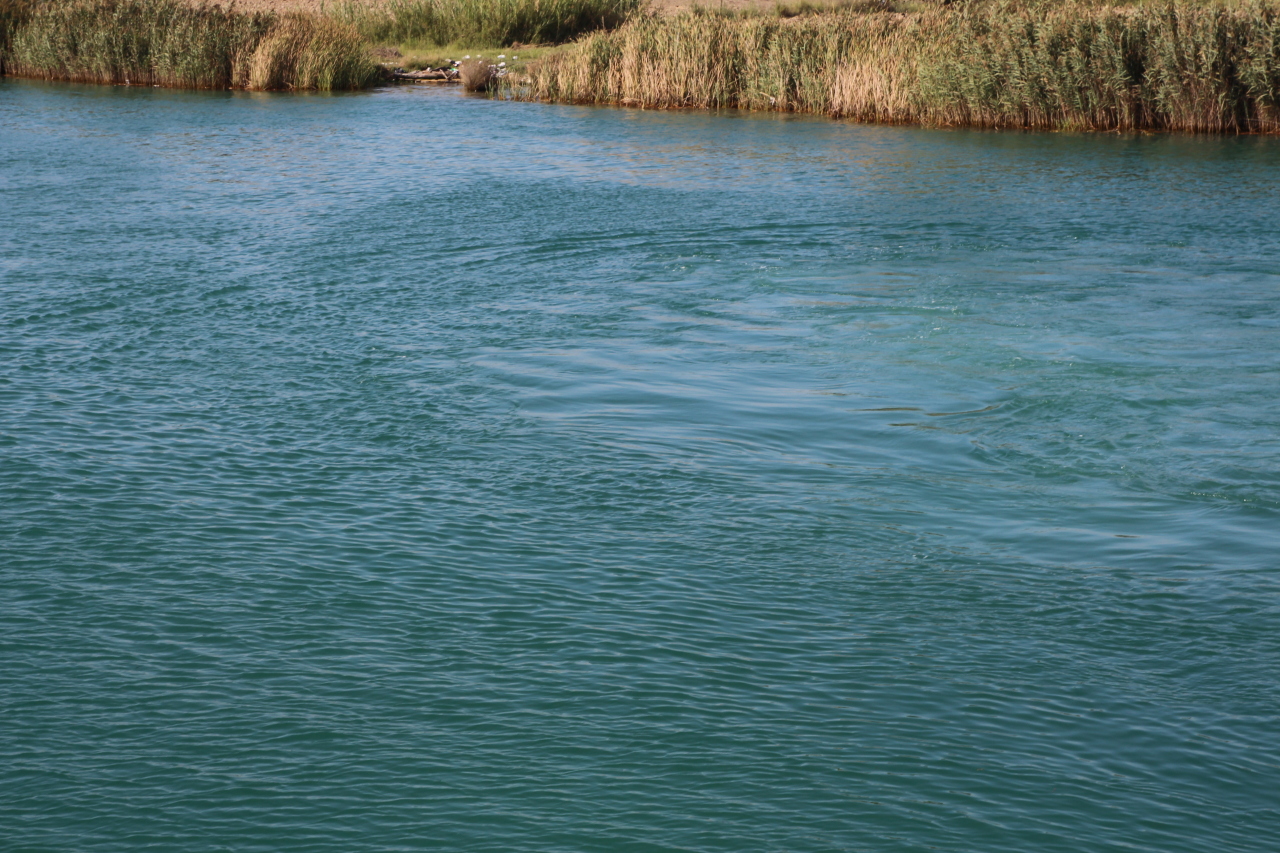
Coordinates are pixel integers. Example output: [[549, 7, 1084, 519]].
[[3, 80, 1279, 852]]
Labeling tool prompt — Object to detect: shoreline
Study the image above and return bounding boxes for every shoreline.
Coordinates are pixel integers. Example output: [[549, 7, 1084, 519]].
[[507, 4, 1280, 135], [3, 0, 1280, 134]]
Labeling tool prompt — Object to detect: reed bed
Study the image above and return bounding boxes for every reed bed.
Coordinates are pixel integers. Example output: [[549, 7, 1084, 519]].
[[514, 0, 1280, 132], [0, 0, 34, 75], [334, 0, 644, 48], [1, 0, 379, 89]]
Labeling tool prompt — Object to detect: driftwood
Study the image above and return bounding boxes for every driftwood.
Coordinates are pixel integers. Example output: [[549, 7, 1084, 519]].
[[386, 61, 511, 88], [389, 67, 460, 83]]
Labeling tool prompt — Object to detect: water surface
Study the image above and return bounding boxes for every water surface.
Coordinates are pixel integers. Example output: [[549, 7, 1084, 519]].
[[2, 80, 1279, 852]]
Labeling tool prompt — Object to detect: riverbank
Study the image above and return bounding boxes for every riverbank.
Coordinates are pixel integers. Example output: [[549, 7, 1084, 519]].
[[512, 1, 1280, 133], [3, 0, 1280, 131], [0, 0, 630, 90]]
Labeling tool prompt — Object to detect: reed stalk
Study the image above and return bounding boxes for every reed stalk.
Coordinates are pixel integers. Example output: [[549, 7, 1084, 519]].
[[513, 0, 1280, 133]]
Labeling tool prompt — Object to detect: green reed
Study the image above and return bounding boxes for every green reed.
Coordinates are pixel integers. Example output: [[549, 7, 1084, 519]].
[[2, 0, 379, 90], [514, 0, 1280, 133], [334, 0, 645, 48], [0, 0, 34, 74]]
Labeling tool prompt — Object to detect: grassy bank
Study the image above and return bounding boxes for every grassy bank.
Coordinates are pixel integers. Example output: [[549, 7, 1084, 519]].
[[0, 0, 642, 89], [513, 0, 1280, 133], [0, 0, 379, 89], [334, 0, 644, 48], [4, 0, 1279, 133]]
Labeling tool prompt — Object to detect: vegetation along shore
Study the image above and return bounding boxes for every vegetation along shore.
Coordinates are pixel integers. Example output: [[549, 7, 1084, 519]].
[[2, 0, 1279, 132], [0, 0, 379, 89], [516, 1, 1280, 132]]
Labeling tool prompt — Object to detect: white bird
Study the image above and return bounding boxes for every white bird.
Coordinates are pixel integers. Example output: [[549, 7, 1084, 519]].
[[498, 54, 506, 59], [498, 62, 506, 67]]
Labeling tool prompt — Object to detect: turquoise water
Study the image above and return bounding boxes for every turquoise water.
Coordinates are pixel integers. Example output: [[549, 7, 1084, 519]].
[[2, 79, 1279, 852]]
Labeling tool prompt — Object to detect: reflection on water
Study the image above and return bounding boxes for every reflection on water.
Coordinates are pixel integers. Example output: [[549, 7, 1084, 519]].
[[3, 80, 1279, 853]]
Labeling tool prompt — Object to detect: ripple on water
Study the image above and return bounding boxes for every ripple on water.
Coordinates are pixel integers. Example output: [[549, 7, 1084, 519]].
[[2, 81, 1279, 852]]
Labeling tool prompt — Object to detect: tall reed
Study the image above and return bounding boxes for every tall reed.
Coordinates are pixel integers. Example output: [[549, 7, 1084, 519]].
[[334, 0, 645, 48], [248, 13, 379, 89], [514, 0, 1280, 133], [3, 0, 379, 90], [0, 0, 36, 75]]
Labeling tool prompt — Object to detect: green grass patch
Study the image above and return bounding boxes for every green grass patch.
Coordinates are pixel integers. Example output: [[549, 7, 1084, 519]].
[[390, 42, 560, 72], [334, 0, 645, 49]]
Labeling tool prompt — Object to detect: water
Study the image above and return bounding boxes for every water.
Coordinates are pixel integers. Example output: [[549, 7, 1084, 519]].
[[2, 80, 1279, 853]]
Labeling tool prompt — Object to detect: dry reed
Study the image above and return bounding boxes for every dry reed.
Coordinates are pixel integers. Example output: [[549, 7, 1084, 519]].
[[459, 56, 498, 89], [513, 0, 1280, 133], [2, 0, 379, 90]]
